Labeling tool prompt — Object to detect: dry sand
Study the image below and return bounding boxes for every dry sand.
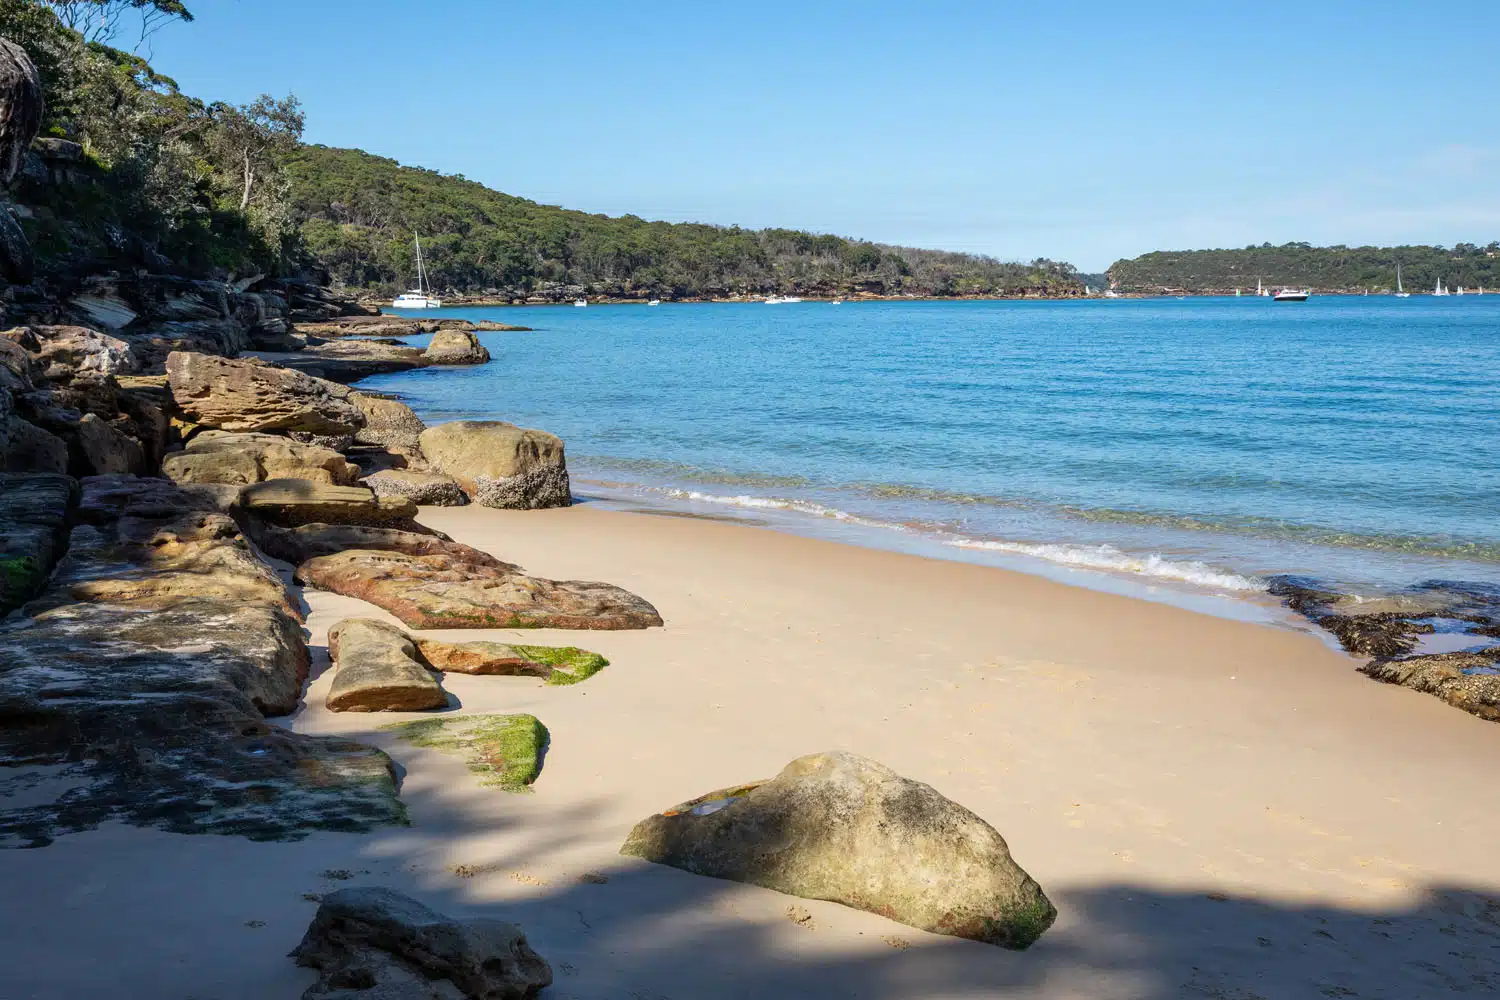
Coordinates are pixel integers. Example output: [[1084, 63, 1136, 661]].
[[4, 503, 1499, 999]]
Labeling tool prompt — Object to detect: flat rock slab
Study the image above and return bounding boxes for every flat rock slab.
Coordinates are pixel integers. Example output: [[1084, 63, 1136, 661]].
[[383, 714, 548, 792], [162, 430, 359, 486], [166, 351, 365, 436], [415, 637, 607, 684], [0, 472, 75, 615], [327, 618, 448, 712], [241, 478, 417, 528], [297, 548, 663, 630], [291, 886, 551, 999], [621, 751, 1057, 950], [249, 522, 478, 567], [0, 600, 404, 847]]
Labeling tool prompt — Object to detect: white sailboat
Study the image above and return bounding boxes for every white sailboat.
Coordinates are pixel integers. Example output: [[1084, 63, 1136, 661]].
[[1395, 263, 1411, 298], [1433, 278, 1450, 297], [392, 233, 442, 309]]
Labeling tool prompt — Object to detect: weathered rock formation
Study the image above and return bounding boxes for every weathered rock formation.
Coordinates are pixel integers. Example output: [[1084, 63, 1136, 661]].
[[240, 479, 417, 528], [418, 421, 570, 510], [0, 37, 42, 283], [326, 618, 449, 712], [423, 328, 490, 365], [162, 430, 360, 486], [166, 351, 365, 436], [254, 339, 430, 383], [621, 751, 1057, 950], [298, 546, 663, 630], [350, 391, 426, 455], [0, 473, 75, 615], [364, 468, 467, 506], [247, 522, 470, 567], [290, 887, 551, 1000]]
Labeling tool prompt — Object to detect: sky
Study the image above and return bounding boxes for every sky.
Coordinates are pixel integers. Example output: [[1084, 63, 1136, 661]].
[[134, 0, 1500, 272]]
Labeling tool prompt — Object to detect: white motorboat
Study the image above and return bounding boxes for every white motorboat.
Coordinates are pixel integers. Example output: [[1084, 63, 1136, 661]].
[[392, 232, 442, 309], [1395, 263, 1411, 298], [1273, 288, 1310, 302], [647, 299, 661, 306], [574, 298, 588, 307]]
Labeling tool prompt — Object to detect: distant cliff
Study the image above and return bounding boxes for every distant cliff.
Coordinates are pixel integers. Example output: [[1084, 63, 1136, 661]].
[[1107, 242, 1500, 294]]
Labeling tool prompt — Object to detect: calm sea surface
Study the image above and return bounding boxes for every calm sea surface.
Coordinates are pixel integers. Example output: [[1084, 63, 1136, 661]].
[[366, 297, 1500, 607]]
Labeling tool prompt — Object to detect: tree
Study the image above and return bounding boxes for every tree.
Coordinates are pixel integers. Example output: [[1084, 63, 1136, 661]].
[[41, 1, 193, 49], [205, 93, 303, 212]]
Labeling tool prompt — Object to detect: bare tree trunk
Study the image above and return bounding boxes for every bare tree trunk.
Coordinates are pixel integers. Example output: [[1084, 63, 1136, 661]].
[[240, 148, 254, 212]]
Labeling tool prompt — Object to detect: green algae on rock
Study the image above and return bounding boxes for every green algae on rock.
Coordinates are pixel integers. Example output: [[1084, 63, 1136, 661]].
[[621, 751, 1056, 950], [414, 636, 608, 685], [384, 714, 548, 792]]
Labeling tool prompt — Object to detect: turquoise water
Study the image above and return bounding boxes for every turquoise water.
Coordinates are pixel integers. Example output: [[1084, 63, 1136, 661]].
[[366, 297, 1500, 601]]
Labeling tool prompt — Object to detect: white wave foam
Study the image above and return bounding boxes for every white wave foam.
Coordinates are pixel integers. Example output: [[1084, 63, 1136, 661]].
[[657, 489, 912, 532], [946, 538, 1266, 592]]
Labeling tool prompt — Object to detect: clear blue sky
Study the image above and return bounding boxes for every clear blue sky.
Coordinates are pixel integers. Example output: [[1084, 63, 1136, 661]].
[[143, 0, 1499, 271]]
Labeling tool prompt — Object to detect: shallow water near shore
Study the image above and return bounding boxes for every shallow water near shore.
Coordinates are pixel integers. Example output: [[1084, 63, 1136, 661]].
[[369, 296, 1500, 609]]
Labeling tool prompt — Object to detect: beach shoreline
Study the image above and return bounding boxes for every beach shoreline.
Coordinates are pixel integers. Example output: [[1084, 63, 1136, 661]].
[[6, 500, 1499, 998]]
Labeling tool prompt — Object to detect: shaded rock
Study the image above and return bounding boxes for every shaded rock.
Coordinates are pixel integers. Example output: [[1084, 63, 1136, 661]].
[[0, 600, 404, 848], [1, 383, 67, 473], [418, 421, 570, 510], [350, 391, 425, 454], [0, 473, 75, 615], [166, 351, 364, 436], [241, 479, 418, 528], [423, 329, 490, 365], [162, 431, 359, 487], [290, 887, 551, 1000], [621, 751, 1057, 950], [0, 38, 43, 188], [298, 548, 663, 630], [1360, 651, 1500, 721], [248, 522, 470, 567], [27, 475, 293, 616], [0, 202, 31, 284], [383, 714, 548, 792], [326, 619, 448, 713], [365, 469, 467, 506], [75, 412, 144, 475]]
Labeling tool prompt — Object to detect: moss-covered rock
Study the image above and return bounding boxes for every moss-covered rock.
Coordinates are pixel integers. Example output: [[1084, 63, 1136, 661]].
[[384, 714, 548, 792], [0, 473, 75, 615], [414, 637, 607, 685]]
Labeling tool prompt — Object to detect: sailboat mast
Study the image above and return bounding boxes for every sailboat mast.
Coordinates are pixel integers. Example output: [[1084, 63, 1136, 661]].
[[414, 232, 426, 296]]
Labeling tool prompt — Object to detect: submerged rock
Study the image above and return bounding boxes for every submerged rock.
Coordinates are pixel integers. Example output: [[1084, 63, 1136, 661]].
[[0, 473, 75, 615], [297, 547, 663, 630], [418, 421, 570, 510], [166, 351, 365, 436], [621, 751, 1056, 950], [326, 619, 448, 713], [364, 469, 468, 506], [162, 430, 360, 486], [290, 886, 551, 999]]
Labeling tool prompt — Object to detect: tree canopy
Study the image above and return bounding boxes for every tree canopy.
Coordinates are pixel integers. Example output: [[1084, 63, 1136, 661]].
[[1108, 242, 1500, 294]]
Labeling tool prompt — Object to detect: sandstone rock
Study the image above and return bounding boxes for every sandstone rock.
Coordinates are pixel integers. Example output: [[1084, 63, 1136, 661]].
[[19, 325, 139, 378], [418, 421, 570, 510], [290, 887, 551, 1000], [415, 638, 606, 684], [326, 618, 449, 712], [0, 600, 404, 847], [365, 469, 467, 506], [241, 479, 417, 528], [249, 522, 473, 567], [0, 38, 43, 188], [297, 548, 663, 630], [350, 391, 426, 454], [162, 431, 359, 487], [27, 475, 293, 616], [75, 412, 144, 475], [423, 329, 490, 365], [255, 339, 430, 383], [621, 751, 1057, 950], [384, 714, 548, 791], [166, 351, 365, 436], [0, 473, 75, 615], [471, 320, 532, 332]]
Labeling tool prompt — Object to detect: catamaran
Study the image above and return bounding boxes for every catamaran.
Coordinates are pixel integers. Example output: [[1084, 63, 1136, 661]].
[[1395, 263, 1411, 298], [392, 233, 441, 309]]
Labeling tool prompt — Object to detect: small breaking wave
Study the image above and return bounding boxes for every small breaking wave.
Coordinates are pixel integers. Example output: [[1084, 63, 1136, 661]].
[[945, 538, 1266, 592]]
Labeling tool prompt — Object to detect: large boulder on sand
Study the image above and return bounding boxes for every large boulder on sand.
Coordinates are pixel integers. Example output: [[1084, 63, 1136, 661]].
[[418, 420, 570, 510], [364, 468, 467, 506], [165, 351, 365, 436], [297, 547, 663, 630], [423, 328, 490, 365], [621, 751, 1057, 950], [162, 430, 360, 486], [350, 391, 425, 454], [240, 479, 417, 528], [290, 886, 551, 1000], [326, 618, 448, 712]]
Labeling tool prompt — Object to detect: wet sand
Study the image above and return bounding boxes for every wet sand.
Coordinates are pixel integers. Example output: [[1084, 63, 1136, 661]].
[[4, 503, 1499, 999]]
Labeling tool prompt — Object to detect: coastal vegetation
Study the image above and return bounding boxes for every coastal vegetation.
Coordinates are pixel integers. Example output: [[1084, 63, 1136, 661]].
[[1108, 242, 1500, 294]]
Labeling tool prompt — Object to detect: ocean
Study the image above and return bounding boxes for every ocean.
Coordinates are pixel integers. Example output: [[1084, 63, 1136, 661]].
[[364, 296, 1500, 615]]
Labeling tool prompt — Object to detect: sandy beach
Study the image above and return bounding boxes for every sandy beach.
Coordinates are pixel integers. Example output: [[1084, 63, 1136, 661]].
[[5, 502, 1498, 999]]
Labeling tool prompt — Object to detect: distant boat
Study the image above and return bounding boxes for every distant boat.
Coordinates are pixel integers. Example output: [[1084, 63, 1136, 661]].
[[1235, 287, 1242, 297], [1256, 278, 1271, 297], [647, 299, 661, 306], [1273, 288, 1310, 302], [1457, 286, 1466, 296], [831, 298, 844, 305], [392, 232, 442, 309], [1433, 279, 1450, 297], [574, 298, 588, 307], [1395, 263, 1411, 298], [765, 295, 803, 304], [1104, 289, 1121, 298]]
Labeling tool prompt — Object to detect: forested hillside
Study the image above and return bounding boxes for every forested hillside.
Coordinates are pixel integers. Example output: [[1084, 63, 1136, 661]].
[[1108, 242, 1500, 294], [287, 145, 1084, 301]]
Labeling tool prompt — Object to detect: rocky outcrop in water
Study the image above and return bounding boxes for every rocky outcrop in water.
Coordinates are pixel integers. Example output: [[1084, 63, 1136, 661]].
[[290, 887, 551, 1000], [622, 751, 1057, 949], [424, 328, 490, 365], [418, 421, 570, 510]]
